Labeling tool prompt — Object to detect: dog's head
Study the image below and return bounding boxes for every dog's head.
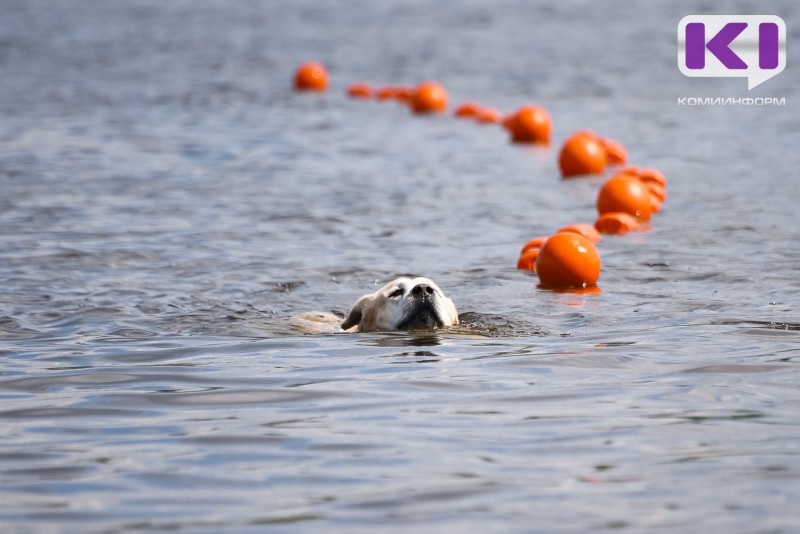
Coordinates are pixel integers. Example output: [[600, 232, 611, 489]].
[[341, 277, 459, 332]]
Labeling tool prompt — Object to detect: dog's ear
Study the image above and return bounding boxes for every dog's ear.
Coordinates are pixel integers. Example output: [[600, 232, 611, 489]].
[[341, 294, 374, 331], [444, 296, 459, 326]]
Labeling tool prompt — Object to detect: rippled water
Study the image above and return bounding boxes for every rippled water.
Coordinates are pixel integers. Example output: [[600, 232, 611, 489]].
[[2, 0, 800, 532]]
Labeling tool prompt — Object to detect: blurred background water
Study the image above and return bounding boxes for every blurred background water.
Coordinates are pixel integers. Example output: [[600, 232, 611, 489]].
[[1, 0, 799, 532]]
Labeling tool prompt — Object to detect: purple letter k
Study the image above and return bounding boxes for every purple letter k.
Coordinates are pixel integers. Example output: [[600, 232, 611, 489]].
[[686, 22, 748, 70]]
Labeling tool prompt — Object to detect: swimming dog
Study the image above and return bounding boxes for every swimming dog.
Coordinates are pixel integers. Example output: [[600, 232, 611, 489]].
[[287, 277, 458, 334], [341, 276, 459, 332]]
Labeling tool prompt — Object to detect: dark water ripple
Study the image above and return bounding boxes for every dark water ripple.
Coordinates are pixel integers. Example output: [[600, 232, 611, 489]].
[[2, 0, 800, 532]]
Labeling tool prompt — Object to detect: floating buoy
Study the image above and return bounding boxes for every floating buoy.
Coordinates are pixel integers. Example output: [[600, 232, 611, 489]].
[[410, 81, 448, 114], [517, 249, 540, 271], [347, 83, 372, 98], [557, 223, 602, 243], [476, 107, 502, 124], [535, 232, 601, 288], [601, 138, 627, 165], [394, 86, 414, 104], [520, 236, 548, 255], [597, 173, 653, 221], [504, 105, 552, 144], [594, 212, 643, 235], [294, 62, 329, 92], [454, 102, 481, 118], [559, 132, 607, 177]]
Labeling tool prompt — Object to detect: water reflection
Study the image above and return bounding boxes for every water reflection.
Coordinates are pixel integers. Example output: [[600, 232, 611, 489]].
[[357, 332, 444, 347]]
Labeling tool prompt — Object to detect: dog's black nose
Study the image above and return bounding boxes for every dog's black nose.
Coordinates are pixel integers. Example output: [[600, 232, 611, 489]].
[[411, 284, 435, 297]]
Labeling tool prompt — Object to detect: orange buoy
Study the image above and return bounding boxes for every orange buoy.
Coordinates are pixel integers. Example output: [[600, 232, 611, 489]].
[[645, 182, 666, 214], [616, 166, 667, 212], [517, 249, 540, 271], [294, 62, 329, 92], [594, 212, 642, 235], [618, 166, 668, 189], [347, 83, 372, 98], [375, 86, 396, 100], [411, 81, 448, 114], [649, 195, 663, 214], [455, 102, 481, 118], [638, 167, 667, 188], [597, 173, 652, 221], [558, 132, 607, 177], [646, 182, 667, 203], [520, 236, 548, 255], [535, 232, 601, 288], [602, 138, 627, 165], [394, 86, 414, 104], [556, 223, 602, 243], [504, 105, 552, 144], [476, 107, 502, 124], [572, 129, 601, 142]]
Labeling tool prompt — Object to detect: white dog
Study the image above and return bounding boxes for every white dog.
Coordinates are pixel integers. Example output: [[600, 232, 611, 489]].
[[286, 277, 459, 334], [341, 277, 459, 332]]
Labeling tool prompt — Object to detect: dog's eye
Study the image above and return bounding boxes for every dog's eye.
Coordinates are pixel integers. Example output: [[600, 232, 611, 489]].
[[389, 288, 403, 298]]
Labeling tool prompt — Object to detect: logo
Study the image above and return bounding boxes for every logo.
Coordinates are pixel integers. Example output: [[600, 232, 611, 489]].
[[678, 15, 786, 89]]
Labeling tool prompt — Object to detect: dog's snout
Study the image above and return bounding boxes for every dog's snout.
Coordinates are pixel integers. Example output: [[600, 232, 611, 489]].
[[412, 284, 435, 297]]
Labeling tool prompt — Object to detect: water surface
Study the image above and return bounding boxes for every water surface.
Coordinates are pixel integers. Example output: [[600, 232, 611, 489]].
[[1, 0, 799, 532]]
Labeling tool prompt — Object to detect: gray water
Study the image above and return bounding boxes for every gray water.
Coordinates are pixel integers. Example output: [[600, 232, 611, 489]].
[[2, 0, 800, 532]]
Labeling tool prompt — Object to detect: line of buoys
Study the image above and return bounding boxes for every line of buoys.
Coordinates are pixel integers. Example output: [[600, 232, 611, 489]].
[[518, 153, 668, 289], [301, 64, 551, 146], [518, 131, 667, 289], [292, 62, 666, 292]]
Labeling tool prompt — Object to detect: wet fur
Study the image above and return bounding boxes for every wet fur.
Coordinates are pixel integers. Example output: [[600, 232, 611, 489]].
[[341, 277, 458, 333]]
